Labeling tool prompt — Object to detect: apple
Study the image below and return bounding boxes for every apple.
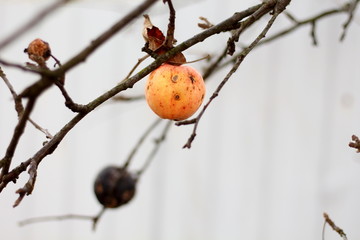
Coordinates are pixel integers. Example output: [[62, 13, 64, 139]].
[[94, 166, 137, 208], [145, 64, 206, 120]]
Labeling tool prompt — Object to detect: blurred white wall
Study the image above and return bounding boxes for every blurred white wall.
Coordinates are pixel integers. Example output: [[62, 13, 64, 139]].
[[1, 0, 360, 240]]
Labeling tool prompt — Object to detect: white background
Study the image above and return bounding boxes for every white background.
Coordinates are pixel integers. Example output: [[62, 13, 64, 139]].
[[1, 0, 360, 239]]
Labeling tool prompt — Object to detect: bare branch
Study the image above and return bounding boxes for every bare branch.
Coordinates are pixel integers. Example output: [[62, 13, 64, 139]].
[[340, 0, 360, 41], [0, 67, 24, 114], [13, 160, 38, 207], [137, 120, 172, 176], [310, 20, 318, 46], [122, 118, 162, 170], [202, 47, 228, 80], [112, 95, 145, 102], [123, 54, 150, 80], [0, 98, 36, 180], [217, 2, 351, 79], [0, 59, 47, 75], [19, 208, 106, 231], [55, 82, 88, 113], [164, 0, 176, 48], [28, 119, 53, 139], [227, 0, 283, 56], [284, 11, 299, 23], [0, 67, 53, 139]]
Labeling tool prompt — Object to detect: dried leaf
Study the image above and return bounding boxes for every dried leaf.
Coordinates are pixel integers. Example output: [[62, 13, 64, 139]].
[[146, 27, 165, 51], [143, 15, 165, 51], [168, 52, 187, 65]]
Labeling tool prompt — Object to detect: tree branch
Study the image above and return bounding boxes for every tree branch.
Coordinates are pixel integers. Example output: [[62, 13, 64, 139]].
[[122, 118, 162, 170], [137, 120, 172, 176], [0, 67, 53, 139], [340, 0, 360, 41], [0, 97, 36, 181], [213, 1, 353, 80], [19, 207, 106, 231], [52, 0, 158, 76], [164, 0, 176, 48]]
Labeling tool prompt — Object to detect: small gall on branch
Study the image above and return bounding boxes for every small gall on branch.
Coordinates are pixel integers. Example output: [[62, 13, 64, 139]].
[[24, 38, 51, 66], [24, 38, 61, 68]]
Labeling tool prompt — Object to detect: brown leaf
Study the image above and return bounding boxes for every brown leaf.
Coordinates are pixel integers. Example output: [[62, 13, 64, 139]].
[[147, 27, 165, 51], [168, 52, 187, 65], [143, 15, 165, 51]]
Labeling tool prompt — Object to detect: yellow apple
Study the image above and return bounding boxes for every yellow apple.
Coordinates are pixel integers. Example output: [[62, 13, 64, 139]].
[[145, 64, 206, 120]]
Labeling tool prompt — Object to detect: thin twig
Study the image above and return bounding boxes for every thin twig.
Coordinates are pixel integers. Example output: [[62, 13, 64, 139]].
[[310, 20, 318, 46], [0, 98, 37, 180], [185, 54, 210, 64], [112, 95, 145, 102], [284, 11, 299, 23], [164, 0, 176, 48], [123, 54, 150, 80], [323, 212, 348, 240], [340, 0, 360, 41], [0, 67, 24, 114], [0, 0, 73, 50], [55, 81, 88, 112], [227, 0, 278, 55], [0, 67, 53, 139], [0, 59, 46, 74], [28, 119, 53, 139], [48, 57, 86, 112], [202, 47, 228, 80], [123, 118, 162, 170], [19, 207, 106, 231], [137, 120, 172, 176], [13, 160, 38, 207], [218, 2, 350, 77]]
